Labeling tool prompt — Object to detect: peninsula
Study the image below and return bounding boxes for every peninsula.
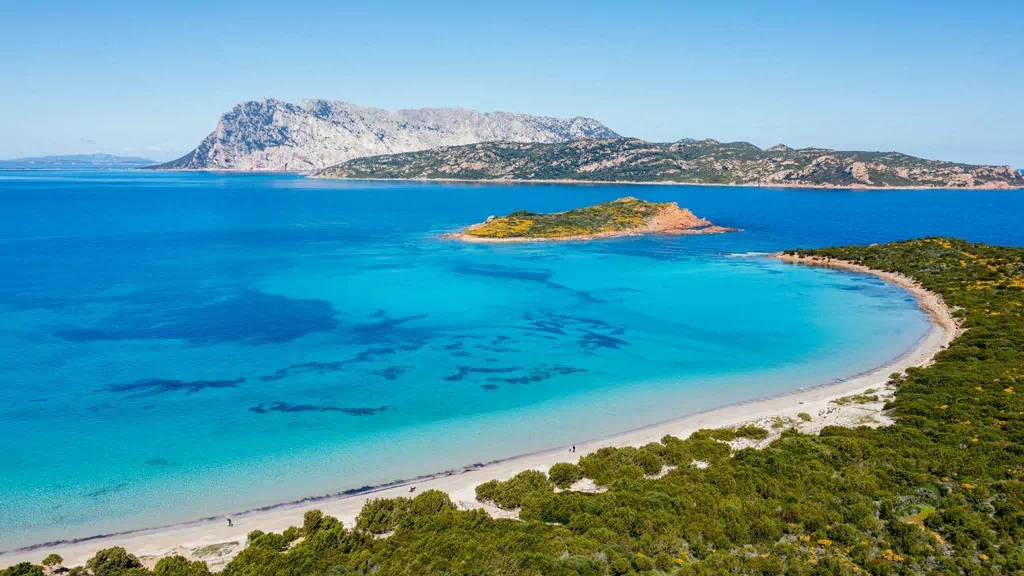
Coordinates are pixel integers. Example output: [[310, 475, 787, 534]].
[[443, 197, 737, 242], [315, 138, 1024, 189]]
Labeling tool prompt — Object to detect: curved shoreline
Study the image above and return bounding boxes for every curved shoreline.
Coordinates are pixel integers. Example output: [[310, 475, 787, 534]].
[[310, 175, 1023, 191], [772, 252, 961, 338], [0, 256, 960, 568]]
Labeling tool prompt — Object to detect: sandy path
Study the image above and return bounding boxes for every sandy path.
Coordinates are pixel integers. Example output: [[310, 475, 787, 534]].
[[0, 254, 960, 570]]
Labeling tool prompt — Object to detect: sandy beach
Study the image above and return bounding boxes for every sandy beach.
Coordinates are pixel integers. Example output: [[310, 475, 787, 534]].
[[0, 254, 961, 570]]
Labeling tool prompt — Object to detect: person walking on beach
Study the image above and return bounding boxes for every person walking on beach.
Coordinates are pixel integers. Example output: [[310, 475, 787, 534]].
[[227, 518, 233, 528]]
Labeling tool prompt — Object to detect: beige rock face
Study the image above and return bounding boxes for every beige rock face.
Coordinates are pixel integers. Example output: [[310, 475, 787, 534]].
[[847, 162, 873, 183], [157, 99, 618, 171], [642, 204, 712, 233]]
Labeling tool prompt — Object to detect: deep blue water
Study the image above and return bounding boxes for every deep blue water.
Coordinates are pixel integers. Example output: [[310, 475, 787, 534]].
[[0, 171, 1021, 549]]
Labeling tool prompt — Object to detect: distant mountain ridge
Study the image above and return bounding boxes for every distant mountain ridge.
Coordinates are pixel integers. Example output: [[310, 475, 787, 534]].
[[153, 99, 619, 171], [315, 138, 1024, 189], [0, 153, 156, 169]]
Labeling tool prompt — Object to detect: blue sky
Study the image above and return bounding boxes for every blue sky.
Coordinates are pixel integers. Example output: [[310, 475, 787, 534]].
[[1, 0, 1021, 166]]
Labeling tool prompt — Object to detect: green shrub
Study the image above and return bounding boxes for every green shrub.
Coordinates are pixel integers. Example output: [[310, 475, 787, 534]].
[[653, 552, 674, 572], [245, 530, 287, 551], [302, 509, 323, 535], [409, 489, 456, 517], [548, 462, 584, 488], [633, 449, 664, 475], [281, 526, 301, 542], [609, 556, 631, 575], [153, 556, 210, 576], [578, 446, 664, 484], [696, 428, 736, 442], [355, 497, 411, 534], [734, 424, 769, 440], [40, 555, 62, 569], [86, 547, 142, 576], [697, 424, 768, 442], [684, 436, 732, 462], [832, 393, 879, 406], [797, 412, 812, 422], [0, 563, 44, 576], [632, 552, 655, 571], [474, 479, 500, 504], [474, 469, 551, 509]]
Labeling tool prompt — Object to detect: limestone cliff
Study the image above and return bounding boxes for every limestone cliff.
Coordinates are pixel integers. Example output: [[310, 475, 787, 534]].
[[153, 99, 618, 171]]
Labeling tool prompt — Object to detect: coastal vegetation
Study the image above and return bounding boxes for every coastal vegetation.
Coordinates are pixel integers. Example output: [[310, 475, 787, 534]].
[[314, 138, 1024, 189], [463, 197, 666, 239], [832, 390, 881, 406], [7, 238, 1024, 575], [476, 470, 553, 509], [549, 463, 586, 489], [447, 197, 732, 241]]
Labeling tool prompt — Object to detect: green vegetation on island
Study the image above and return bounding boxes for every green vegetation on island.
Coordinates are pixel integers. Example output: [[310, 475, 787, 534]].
[[448, 197, 732, 241], [6, 238, 1024, 576], [314, 139, 1024, 189]]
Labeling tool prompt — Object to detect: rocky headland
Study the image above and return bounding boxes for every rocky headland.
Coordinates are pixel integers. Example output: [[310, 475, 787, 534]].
[[151, 99, 618, 171]]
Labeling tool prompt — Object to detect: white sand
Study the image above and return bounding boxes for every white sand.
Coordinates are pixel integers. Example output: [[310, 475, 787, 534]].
[[0, 254, 960, 570]]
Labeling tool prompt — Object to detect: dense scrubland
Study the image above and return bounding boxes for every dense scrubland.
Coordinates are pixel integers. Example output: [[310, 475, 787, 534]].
[[315, 139, 1024, 189], [458, 197, 682, 239], [6, 238, 1024, 576]]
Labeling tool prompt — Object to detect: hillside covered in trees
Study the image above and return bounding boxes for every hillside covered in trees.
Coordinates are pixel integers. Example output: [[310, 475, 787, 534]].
[[314, 139, 1024, 189], [5, 238, 1024, 576]]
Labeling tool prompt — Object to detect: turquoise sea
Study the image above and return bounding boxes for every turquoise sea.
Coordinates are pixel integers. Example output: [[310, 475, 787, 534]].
[[1, 171, 1022, 550]]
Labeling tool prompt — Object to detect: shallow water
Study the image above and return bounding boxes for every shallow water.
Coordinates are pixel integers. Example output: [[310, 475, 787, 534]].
[[0, 172, 1020, 549]]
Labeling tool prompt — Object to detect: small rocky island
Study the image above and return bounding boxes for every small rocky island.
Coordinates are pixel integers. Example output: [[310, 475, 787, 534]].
[[445, 197, 737, 242]]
